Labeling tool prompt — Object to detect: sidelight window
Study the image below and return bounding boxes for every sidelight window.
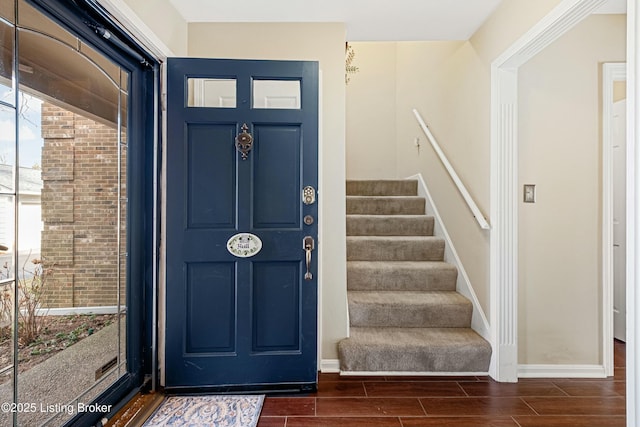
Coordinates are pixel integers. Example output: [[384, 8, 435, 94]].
[[0, 0, 155, 425]]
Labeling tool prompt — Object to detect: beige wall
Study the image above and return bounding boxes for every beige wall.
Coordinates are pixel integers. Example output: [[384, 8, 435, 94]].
[[123, 0, 188, 55], [518, 14, 626, 365], [346, 42, 398, 179], [614, 81, 627, 102], [471, 0, 568, 63], [394, 40, 492, 314], [188, 22, 348, 360]]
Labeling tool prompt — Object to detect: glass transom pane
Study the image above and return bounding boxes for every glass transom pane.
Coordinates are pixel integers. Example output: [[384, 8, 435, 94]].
[[188, 78, 236, 108], [253, 80, 301, 109]]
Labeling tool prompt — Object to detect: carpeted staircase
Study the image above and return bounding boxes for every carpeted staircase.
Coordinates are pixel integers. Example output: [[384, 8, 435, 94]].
[[338, 179, 492, 373]]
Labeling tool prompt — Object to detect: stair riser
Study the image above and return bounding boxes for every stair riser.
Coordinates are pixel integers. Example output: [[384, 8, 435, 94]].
[[347, 180, 418, 196], [349, 303, 472, 328], [338, 344, 491, 372], [347, 265, 457, 292], [338, 327, 492, 373], [347, 197, 425, 215], [347, 216, 434, 236], [347, 238, 444, 261]]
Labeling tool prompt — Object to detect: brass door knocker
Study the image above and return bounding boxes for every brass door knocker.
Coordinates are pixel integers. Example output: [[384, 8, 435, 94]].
[[235, 123, 253, 160]]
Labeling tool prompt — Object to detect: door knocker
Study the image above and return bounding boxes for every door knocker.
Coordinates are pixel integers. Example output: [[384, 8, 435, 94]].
[[235, 123, 253, 160]]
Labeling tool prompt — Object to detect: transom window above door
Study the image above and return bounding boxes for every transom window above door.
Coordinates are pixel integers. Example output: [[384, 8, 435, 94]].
[[187, 77, 301, 109]]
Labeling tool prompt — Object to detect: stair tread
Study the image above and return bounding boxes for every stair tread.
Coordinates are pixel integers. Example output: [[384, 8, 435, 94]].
[[347, 236, 445, 262], [347, 261, 457, 292], [348, 260, 456, 269], [346, 196, 425, 215], [347, 235, 442, 241], [347, 180, 418, 197], [346, 326, 489, 348], [346, 214, 433, 219], [347, 179, 415, 183], [347, 214, 435, 236], [348, 290, 470, 306], [347, 195, 423, 200]]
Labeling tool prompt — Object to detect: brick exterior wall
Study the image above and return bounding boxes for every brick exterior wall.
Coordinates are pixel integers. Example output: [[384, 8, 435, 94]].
[[40, 103, 126, 308]]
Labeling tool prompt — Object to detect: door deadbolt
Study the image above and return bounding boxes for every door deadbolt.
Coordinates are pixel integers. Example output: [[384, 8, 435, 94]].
[[302, 186, 316, 205], [303, 215, 314, 225]]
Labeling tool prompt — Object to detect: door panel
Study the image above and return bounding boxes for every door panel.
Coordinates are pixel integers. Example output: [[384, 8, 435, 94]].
[[253, 125, 302, 228], [166, 58, 318, 389], [187, 124, 237, 228], [185, 262, 236, 353], [252, 262, 301, 352]]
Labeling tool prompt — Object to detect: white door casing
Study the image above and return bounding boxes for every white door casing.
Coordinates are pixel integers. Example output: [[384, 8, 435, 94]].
[[613, 98, 627, 342], [603, 62, 627, 369], [491, 0, 612, 383]]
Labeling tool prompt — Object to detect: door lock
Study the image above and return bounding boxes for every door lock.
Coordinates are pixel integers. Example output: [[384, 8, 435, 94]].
[[303, 236, 315, 280], [302, 186, 316, 205]]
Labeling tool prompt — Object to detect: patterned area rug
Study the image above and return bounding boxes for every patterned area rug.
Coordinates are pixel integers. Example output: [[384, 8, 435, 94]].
[[142, 395, 264, 427]]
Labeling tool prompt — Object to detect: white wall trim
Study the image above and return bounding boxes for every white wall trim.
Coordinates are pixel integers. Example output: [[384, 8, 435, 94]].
[[496, 0, 610, 69], [408, 173, 491, 343], [320, 359, 340, 373], [518, 364, 607, 379], [602, 62, 627, 378], [96, 0, 175, 60], [490, 0, 611, 383], [627, 0, 639, 424], [490, 67, 519, 382], [317, 69, 324, 369]]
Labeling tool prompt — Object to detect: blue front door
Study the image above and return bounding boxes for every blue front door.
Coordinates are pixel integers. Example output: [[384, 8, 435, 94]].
[[165, 58, 319, 389]]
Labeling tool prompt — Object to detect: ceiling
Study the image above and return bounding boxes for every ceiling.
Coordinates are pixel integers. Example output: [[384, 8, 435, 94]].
[[168, 0, 627, 41]]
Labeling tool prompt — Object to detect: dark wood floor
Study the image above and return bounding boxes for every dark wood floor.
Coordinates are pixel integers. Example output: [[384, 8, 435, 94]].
[[257, 340, 626, 427]]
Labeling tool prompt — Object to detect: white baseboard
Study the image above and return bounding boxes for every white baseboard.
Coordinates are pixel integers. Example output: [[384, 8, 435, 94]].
[[518, 364, 607, 378], [36, 306, 122, 316], [321, 361, 488, 377], [320, 359, 340, 373]]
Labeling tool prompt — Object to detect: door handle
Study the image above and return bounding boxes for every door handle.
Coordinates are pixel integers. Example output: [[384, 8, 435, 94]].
[[303, 236, 315, 281]]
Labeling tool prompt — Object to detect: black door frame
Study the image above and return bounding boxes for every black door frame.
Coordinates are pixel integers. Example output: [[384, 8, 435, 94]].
[[19, 1, 159, 425]]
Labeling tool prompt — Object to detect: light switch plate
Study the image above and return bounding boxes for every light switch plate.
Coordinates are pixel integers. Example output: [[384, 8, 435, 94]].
[[524, 184, 536, 203]]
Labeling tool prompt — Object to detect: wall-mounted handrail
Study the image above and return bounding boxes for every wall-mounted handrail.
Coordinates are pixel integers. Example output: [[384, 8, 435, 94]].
[[412, 109, 491, 230]]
